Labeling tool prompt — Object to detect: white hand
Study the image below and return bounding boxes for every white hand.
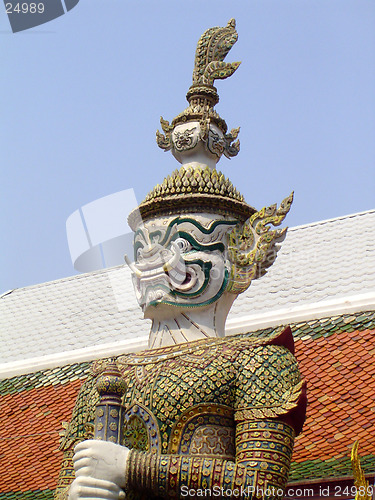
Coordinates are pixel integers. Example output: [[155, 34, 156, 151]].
[[68, 476, 125, 499], [72, 440, 129, 489]]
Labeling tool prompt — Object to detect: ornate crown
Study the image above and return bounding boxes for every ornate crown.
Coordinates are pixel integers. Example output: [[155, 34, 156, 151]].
[[128, 164, 255, 230], [128, 19, 255, 230], [156, 18, 241, 155], [127, 19, 293, 296]]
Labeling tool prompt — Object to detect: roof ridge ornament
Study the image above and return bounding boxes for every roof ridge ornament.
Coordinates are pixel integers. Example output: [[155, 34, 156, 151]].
[[156, 19, 241, 166]]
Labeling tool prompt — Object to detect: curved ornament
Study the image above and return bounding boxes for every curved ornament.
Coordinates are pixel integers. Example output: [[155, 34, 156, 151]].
[[192, 18, 240, 87], [123, 403, 161, 454], [156, 117, 173, 152], [168, 403, 234, 456], [351, 441, 372, 500], [227, 192, 294, 294]]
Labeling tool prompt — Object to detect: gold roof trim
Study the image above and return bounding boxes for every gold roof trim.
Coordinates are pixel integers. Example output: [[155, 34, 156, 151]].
[[351, 441, 372, 500]]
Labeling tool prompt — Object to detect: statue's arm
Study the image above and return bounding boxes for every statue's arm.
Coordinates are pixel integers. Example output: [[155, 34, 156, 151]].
[[126, 418, 295, 499], [67, 417, 298, 500], [65, 345, 306, 499]]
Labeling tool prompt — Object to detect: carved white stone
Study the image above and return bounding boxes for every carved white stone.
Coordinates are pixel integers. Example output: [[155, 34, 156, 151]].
[[126, 211, 239, 348], [171, 121, 225, 169]]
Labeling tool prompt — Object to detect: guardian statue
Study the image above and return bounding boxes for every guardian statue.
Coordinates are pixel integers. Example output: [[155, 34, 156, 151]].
[[55, 19, 306, 500]]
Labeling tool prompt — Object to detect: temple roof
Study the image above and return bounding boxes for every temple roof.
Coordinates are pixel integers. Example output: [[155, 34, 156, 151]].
[[1, 209, 374, 377], [230, 208, 375, 324], [1, 310, 374, 498], [291, 312, 375, 481]]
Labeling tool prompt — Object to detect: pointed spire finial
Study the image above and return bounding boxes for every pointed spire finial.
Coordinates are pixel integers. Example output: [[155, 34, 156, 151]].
[[156, 19, 241, 165]]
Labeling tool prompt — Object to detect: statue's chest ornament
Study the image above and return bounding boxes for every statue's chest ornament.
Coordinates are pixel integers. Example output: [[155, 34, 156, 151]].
[[116, 340, 238, 455], [168, 404, 235, 459], [122, 400, 235, 460], [123, 403, 161, 454]]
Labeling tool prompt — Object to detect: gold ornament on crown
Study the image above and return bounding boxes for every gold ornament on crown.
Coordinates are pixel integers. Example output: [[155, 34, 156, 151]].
[[128, 164, 256, 230], [128, 17, 294, 296]]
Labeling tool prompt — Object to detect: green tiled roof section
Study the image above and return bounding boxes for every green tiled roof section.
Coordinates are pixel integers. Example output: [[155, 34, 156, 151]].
[[244, 310, 375, 342], [292, 310, 375, 340], [290, 454, 375, 482], [0, 362, 90, 396], [0, 490, 54, 499]]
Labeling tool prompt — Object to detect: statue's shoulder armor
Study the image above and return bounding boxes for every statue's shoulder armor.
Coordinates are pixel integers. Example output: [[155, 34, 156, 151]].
[[225, 324, 295, 354], [228, 326, 306, 435]]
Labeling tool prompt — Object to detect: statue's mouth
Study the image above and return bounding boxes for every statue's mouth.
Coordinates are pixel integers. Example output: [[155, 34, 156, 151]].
[[126, 242, 185, 282], [125, 242, 199, 307]]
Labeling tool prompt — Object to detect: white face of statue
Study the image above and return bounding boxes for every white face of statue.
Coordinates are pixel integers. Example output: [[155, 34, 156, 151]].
[[128, 213, 238, 318], [171, 121, 226, 167]]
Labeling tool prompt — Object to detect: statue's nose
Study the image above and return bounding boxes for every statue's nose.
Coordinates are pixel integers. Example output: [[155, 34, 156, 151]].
[[141, 244, 161, 259]]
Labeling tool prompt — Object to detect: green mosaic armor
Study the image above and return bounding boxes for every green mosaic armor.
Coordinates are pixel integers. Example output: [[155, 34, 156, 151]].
[[55, 327, 306, 499]]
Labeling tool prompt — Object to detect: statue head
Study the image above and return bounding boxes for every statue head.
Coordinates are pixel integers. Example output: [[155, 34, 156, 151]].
[[126, 20, 293, 323], [127, 163, 293, 320]]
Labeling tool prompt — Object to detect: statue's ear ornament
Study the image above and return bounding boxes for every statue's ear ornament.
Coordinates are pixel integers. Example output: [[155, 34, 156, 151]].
[[227, 192, 294, 294], [223, 127, 240, 158], [156, 117, 173, 152]]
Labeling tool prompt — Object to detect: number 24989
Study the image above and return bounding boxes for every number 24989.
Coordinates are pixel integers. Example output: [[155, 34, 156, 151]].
[[6, 3, 45, 14]]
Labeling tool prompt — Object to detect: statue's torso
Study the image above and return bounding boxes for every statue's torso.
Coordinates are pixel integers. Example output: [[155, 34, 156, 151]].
[[57, 329, 304, 500], [115, 338, 238, 460], [91, 330, 301, 457]]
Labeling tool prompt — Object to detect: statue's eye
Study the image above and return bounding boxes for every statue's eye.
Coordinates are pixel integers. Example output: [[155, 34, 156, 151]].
[[136, 245, 143, 259], [174, 238, 192, 253], [137, 249, 143, 261]]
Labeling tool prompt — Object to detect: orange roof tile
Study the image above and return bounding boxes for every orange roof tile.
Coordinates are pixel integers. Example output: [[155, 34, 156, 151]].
[[293, 327, 375, 463], [0, 380, 82, 492]]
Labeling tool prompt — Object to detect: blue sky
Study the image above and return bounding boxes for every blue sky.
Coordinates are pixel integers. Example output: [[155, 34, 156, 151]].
[[1, 0, 374, 293]]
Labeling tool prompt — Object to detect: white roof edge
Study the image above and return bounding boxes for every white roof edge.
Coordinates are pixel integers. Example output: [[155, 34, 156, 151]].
[[0, 336, 149, 380], [0, 289, 16, 298], [287, 208, 375, 232], [226, 291, 375, 336], [1, 292, 374, 379], [0, 263, 130, 297]]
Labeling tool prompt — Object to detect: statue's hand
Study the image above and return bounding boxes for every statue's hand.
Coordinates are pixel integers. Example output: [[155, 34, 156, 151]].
[[68, 476, 125, 499], [72, 440, 129, 489]]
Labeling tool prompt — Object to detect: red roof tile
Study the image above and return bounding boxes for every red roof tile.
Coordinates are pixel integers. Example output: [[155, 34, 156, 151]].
[[0, 380, 82, 492], [293, 327, 375, 462]]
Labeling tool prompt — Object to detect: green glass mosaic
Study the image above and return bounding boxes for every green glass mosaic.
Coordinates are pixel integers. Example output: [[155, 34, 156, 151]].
[[0, 490, 54, 499], [0, 362, 90, 396], [290, 454, 375, 482]]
